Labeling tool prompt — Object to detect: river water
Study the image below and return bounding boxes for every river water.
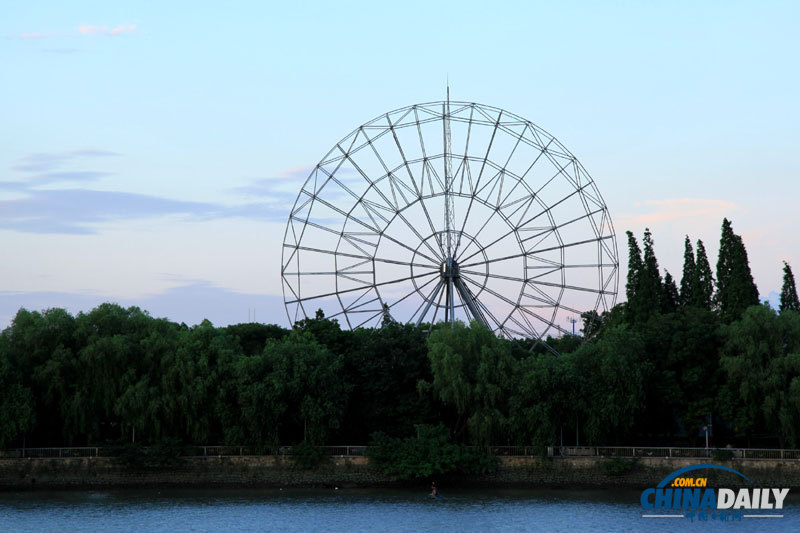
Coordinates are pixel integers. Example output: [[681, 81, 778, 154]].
[[1, 488, 798, 532]]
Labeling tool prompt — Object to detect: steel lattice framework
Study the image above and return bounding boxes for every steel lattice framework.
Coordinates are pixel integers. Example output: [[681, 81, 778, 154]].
[[281, 100, 619, 340]]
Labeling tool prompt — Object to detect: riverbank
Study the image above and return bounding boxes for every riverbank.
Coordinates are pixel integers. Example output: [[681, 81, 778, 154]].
[[3, 455, 800, 490]]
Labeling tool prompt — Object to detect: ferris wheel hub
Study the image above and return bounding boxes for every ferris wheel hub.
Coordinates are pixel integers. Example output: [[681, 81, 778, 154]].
[[440, 258, 460, 280]]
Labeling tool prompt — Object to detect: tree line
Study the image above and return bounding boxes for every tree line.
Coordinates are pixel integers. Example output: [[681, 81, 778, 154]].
[[1, 218, 799, 452]]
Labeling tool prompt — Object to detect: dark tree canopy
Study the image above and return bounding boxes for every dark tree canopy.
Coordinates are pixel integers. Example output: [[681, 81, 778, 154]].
[[0, 218, 797, 452]]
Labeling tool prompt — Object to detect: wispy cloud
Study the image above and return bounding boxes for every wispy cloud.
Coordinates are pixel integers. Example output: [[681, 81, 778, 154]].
[[0, 185, 283, 234], [0, 171, 112, 191], [616, 198, 738, 227], [78, 24, 137, 36], [11, 149, 118, 172], [1, 151, 289, 234], [13, 24, 138, 40], [0, 189, 232, 234], [41, 48, 81, 55]]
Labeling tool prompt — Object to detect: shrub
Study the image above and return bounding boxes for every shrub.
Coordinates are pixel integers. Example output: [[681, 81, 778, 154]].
[[290, 441, 330, 470], [368, 424, 497, 481], [600, 457, 638, 476]]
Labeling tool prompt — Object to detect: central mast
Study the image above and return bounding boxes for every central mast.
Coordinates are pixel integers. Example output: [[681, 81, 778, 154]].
[[443, 85, 456, 325], [439, 87, 489, 329]]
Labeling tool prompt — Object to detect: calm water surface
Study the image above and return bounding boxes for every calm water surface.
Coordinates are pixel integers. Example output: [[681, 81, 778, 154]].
[[1, 488, 798, 532]]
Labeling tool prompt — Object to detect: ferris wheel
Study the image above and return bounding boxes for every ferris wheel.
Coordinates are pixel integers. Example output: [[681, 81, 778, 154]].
[[281, 99, 618, 339]]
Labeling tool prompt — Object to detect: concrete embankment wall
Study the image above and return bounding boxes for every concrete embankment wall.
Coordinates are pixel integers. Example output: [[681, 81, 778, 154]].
[[2, 455, 799, 490]]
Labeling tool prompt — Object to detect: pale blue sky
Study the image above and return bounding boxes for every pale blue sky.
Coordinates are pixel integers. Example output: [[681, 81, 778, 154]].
[[2, 1, 798, 327]]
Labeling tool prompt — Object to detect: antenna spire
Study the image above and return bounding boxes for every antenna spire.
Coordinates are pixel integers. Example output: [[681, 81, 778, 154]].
[[443, 80, 456, 326]]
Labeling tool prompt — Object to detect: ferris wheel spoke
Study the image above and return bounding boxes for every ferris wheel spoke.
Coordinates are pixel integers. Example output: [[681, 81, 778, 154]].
[[462, 275, 557, 336], [456, 177, 591, 266], [428, 278, 448, 326], [412, 278, 445, 326], [376, 229, 442, 265], [519, 207, 607, 246], [452, 111, 503, 255], [285, 245, 438, 270], [352, 308, 386, 329], [467, 283, 506, 331], [503, 312, 539, 339], [459, 233, 613, 272], [390, 273, 438, 310], [527, 278, 613, 295], [453, 277, 489, 326], [453, 139, 564, 262], [460, 251, 528, 269], [526, 235, 614, 257], [387, 118, 448, 259], [460, 269, 526, 284], [285, 269, 438, 305], [383, 207, 445, 263]]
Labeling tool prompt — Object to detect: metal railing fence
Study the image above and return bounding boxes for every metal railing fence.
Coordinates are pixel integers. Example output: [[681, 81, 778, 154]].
[[4, 445, 800, 460], [552, 446, 800, 460]]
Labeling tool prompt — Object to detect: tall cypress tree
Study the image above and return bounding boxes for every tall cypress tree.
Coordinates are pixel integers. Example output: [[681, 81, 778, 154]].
[[662, 271, 679, 313], [625, 231, 645, 320], [693, 240, 714, 310], [641, 228, 664, 308], [716, 218, 759, 322], [780, 262, 800, 312], [680, 236, 696, 307]]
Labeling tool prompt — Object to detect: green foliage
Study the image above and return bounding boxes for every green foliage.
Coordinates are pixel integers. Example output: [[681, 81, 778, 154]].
[[424, 321, 516, 445], [662, 272, 679, 313], [235, 331, 347, 447], [0, 350, 34, 448], [568, 326, 652, 444], [112, 438, 185, 468], [625, 231, 646, 321], [338, 322, 433, 442], [711, 448, 735, 461], [716, 218, 759, 322], [290, 441, 330, 470], [599, 457, 638, 475], [719, 306, 800, 446], [626, 229, 665, 321], [780, 262, 800, 312], [0, 231, 797, 454], [680, 236, 697, 307], [225, 323, 288, 356], [509, 352, 573, 447], [367, 424, 497, 481], [580, 310, 602, 338], [693, 240, 715, 310], [642, 228, 664, 304]]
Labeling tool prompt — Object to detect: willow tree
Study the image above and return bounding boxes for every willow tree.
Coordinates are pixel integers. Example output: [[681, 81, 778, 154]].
[[424, 321, 516, 446]]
